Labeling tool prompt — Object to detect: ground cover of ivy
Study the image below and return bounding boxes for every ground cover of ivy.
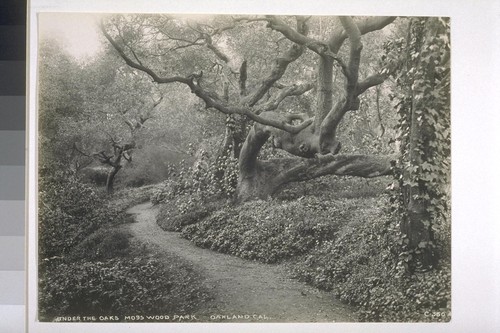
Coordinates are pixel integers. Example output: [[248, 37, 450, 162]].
[[167, 176, 451, 322]]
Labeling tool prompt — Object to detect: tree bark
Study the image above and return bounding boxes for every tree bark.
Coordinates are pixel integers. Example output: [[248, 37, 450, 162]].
[[313, 55, 335, 131], [399, 17, 448, 271], [236, 123, 394, 201], [236, 153, 394, 202], [106, 165, 122, 194], [103, 16, 397, 201]]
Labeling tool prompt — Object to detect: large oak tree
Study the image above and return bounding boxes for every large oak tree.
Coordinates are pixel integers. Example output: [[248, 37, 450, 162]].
[[102, 15, 398, 201]]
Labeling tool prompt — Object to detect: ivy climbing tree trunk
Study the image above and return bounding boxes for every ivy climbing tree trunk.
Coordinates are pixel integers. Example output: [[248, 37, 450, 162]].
[[390, 17, 451, 272]]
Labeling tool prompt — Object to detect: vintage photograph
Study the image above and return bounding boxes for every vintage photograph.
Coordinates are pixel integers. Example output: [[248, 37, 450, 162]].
[[36, 13, 451, 323]]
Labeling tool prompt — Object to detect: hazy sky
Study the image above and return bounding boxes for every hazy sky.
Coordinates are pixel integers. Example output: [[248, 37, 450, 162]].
[[38, 13, 104, 60]]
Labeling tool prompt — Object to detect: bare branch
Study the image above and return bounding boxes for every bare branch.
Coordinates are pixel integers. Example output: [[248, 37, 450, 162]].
[[72, 143, 91, 158], [93, 151, 113, 165], [101, 23, 190, 85], [318, 17, 363, 154], [239, 60, 247, 96], [262, 16, 330, 56], [328, 16, 397, 50], [203, 33, 230, 63], [156, 24, 205, 48], [242, 16, 309, 107], [375, 85, 386, 137], [340, 16, 362, 94], [124, 119, 136, 132], [123, 152, 132, 162], [356, 73, 387, 95], [186, 79, 312, 134], [103, 19, 311, 135], [152, 94, 163, 108], [259, 82, 315, 112], [356, 17, 397, 35]]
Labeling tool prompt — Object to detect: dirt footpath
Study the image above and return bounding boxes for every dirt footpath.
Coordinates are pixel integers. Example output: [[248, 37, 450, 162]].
[[127, 202, 356, 322]]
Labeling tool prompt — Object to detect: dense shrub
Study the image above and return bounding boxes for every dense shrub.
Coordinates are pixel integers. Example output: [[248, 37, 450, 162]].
[[68, 228, 131, 261], [79, 166, 109, 186], [290, 198, 451, 322], [276, 175, 389, 201], [150, 179, 187, 205], [180, 187, 451, 322], [181, 196, 344, 263], [38, 171, 213, 321], [110, 184, 158, 212], [156, 192, 223, 231], [39, 254, 211, 320], [39, 171, 120, 258], [38, 173, 212, 321], [150, 138, 239, 206]]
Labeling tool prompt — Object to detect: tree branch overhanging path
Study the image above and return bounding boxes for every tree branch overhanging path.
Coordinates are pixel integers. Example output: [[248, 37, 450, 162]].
[[101, 15, 397, 201]]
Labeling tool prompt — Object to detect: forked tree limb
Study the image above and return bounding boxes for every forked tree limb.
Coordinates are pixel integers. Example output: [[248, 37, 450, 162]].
[[318, 17, 394, 154], [102, 22, 313, 135], [242, 16, 309, 107], [258, 83, 315, 113]]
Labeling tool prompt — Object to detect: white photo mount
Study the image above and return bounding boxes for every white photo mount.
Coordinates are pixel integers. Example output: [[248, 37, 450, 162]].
[[27, 0, 500, 332]]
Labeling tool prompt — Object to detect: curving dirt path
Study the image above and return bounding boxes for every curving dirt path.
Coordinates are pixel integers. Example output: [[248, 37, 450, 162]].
[[126, 202, 356, 322]]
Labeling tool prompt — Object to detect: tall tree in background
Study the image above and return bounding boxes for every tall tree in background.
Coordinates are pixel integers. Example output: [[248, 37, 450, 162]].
[[102, 15, 397, 201], [38, 39, 87, 172]]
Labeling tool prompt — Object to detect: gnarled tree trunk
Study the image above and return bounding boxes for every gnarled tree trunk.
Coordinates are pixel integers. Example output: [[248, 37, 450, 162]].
[[237, 124, 394, 201]]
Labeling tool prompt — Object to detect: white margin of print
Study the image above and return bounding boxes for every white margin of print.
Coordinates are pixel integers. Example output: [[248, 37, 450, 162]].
[[27, 0, 500, 332]]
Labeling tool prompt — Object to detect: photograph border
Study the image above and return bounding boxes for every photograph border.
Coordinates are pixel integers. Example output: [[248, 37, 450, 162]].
[[27, 0, 500, 332]]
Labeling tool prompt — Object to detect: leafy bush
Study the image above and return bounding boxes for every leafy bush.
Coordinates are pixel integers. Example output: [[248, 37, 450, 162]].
[[38, 168, 214, 321], [39, 171, 120, 258], [180, 186, 451, 322], [150, 178, 188, 205], [150, 137, 239, 207], [110, 184, 158, 212], [68, 228, 132, 261], [276, 175, 388, 201], [181, 196, 343, 263], [156, 192, 223, 231], [38, 171, 210, 321], [39, 253, 211, 320], [290, 198, 451, 322], [79, 166, 109, 186]]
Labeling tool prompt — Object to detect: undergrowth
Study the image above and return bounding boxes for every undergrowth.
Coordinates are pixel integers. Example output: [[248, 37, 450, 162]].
[[177, 177, 451, 322], [155, 192, 225, 232], [289, 199, 451, 322], [109, 184, 158, 212], [39, 241, 212, 320], [181, 196, 348, 263], [38, 172, 212, 321]]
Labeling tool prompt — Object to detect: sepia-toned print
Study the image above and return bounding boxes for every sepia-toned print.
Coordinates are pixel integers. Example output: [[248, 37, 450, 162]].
[[37, 13, 451, 323]]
